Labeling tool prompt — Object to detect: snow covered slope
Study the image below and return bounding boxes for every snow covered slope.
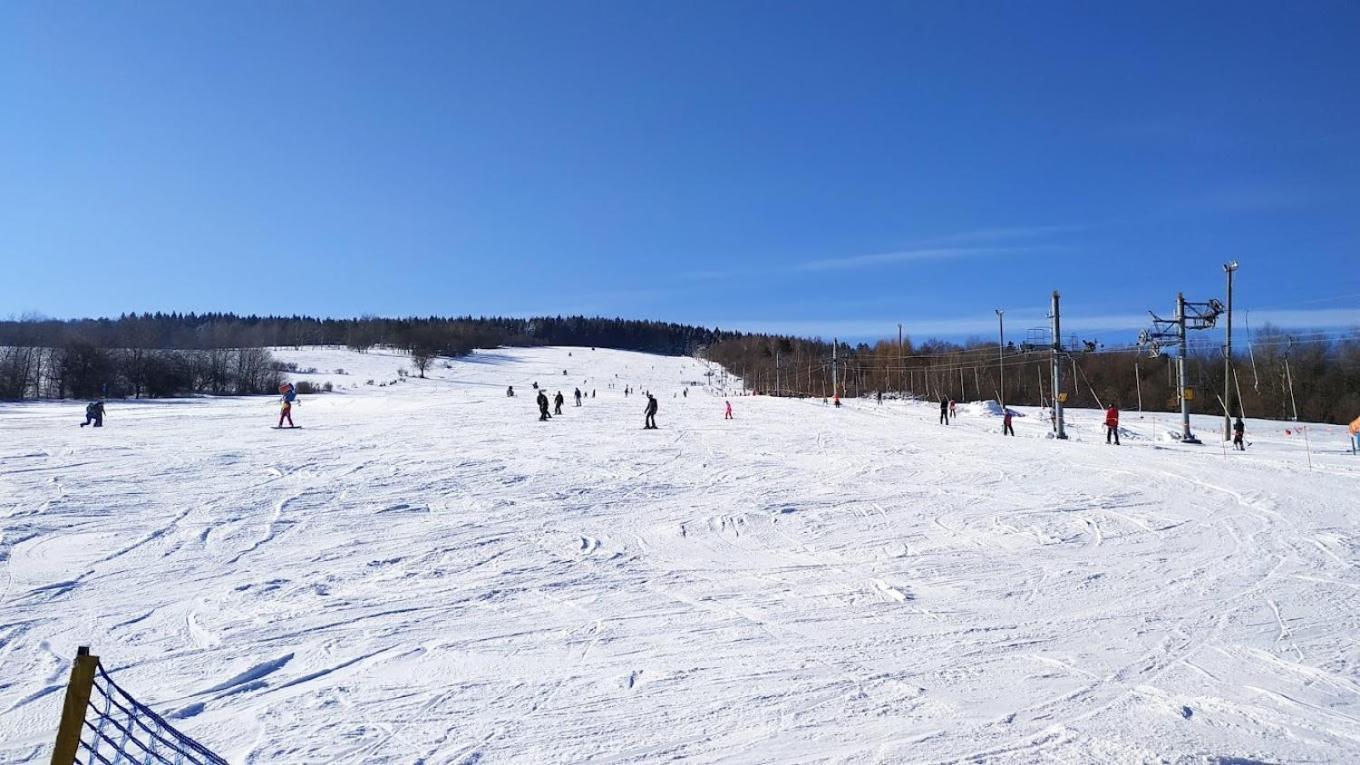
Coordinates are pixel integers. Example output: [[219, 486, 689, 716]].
[[2, 346, 1358, 764]]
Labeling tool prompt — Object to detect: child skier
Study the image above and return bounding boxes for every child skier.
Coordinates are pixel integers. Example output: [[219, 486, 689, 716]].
[[80, 401, 105, 428], [724, 400, 733, 420], [948, 399, 957, 420], [278, 383, 298, 428], [1003, 408, 1015, 436], [1104, 404, 1120, 445], [1233, 417, 1246, 450]]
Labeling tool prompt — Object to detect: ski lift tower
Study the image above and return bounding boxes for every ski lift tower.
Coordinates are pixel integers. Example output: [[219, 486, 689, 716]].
[[1140, 292, 1224, 444]]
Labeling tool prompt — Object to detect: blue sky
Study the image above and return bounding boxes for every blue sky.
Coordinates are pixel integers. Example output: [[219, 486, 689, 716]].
[[2, 1, 1357, 342]]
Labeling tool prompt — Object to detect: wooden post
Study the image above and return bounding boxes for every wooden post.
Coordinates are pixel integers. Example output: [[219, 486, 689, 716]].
[[51, 646, 98, 765]]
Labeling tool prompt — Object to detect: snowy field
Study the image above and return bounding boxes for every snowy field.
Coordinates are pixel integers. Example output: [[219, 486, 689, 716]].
[[2, 345, 1359, 764]]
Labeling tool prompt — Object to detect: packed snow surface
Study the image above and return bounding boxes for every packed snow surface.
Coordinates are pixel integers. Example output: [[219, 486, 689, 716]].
[[2, 346, 1359, 764]]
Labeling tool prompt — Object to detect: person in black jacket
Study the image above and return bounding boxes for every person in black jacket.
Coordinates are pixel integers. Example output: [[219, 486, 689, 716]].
[[939, 398, 949, 425], [574, 388, 582, 407], [1233, 417, 1246, 451], [537, 391, 551, 421], [554, 391, 565, 415], [80, 401, 105, 428], [644, 394, 659, 429]]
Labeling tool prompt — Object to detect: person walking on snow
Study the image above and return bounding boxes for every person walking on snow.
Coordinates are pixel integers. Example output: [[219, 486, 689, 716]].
[[1104, 404, 1120, 445], [80, 401, 105, 428], [278, 383, 298, 428], [537, 390, 551, 421], [574, 388, 582, 407], [644, 393, 659, 429], [939, 398, 949, 425], [1003, 408, 1015, 436], [724, 400, 733, 420], [554, 391, 565, 415], [948, 399, 957, 420], [1233, 417, 1246, 451]]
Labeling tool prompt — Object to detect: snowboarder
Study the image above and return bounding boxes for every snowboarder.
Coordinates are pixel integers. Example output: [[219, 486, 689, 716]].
[[80, 401, 105, 428], [1003, 408, 1015, 436], [537, 390, 551, 421], [278, 383, 298, 428], [574, 388, 582, 407], [554, 391, 565, 415], [724, 400, 733, 420], [644, 394, 659, 429], [507, 385, 515, 397], [939, 398, 949, 425], [1232, 417, 1246, 451], [1104, 405, 1120, 445]]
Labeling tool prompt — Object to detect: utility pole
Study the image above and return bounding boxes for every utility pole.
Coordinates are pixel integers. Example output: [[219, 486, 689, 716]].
[[1050, 291, 1067, 439], [775, 349, 781, 397], [831, 338, 838, 400], [995, 309, 1005, 408], [898, 323, 903, 398], [1140, 289, 1224, 444], [1222, 261, 1237, 440]]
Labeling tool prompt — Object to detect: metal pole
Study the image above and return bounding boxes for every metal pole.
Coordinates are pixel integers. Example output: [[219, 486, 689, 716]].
[[1134, 359, 1143, 413], [1177, 291, 1197, 443], [831, 339, 838, 400], [1223, 261, 1237, 441], [1051, 290, 1067, 438], [996, 309, 1005, 407], [898, 323, 903, 397], [1285, 356, 1298, 421], [775, 349, 781, 397]]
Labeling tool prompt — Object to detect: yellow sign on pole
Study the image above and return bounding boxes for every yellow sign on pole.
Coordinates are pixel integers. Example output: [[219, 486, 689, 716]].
[[1183, 387, 1196, 401], [1057, 392, 1068, 403]]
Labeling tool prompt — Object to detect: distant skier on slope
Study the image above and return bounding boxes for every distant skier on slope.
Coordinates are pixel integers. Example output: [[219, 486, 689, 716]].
[[80, 401, 105, 428], [939, 398, 949, 425], [1003, 408, 1015, 436], [278, 383, 298, 428], [507, 385, 515, 397], [949, 399, 957, 420], [644, 393, 659, 429], [1104, 404, 1120, 445], [1233, 417, 1246, 451], [554, 391, 565, 415], [537, 390, 551, 421], [574, 388, 582, 407], [725, 400, 733, 420]]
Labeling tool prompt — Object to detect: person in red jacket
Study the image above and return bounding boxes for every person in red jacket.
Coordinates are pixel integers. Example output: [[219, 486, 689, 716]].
[[1104, 405, 1120, 445], [724, 400, 733, 420], [1002, 408, 1015, 436]]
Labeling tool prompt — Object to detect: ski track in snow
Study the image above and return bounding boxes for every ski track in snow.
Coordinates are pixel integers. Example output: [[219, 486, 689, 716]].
[[2, 345, 1359, 764]]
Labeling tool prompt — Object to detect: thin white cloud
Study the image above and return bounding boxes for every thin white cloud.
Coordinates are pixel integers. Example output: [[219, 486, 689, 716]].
[[717, 307, 1360, 341], [794, 247, 1035, 273]]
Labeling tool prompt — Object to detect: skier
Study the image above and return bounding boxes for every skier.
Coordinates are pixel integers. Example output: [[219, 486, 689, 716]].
[[724, 400, 733, 420], [876, 390, 882, 405], [939, 398, 949, 425], [80, 401, 105, 428], [507, 385, 515, 397], [644, 393, 659, 429], [683, 388, 688, 398], [948, 399, 957, 420], [554, 391, 565, 415], [592, 389, 596, 399], [574, 388, 582, 407], [1232, 417, 1246, 451], [833, 394, 841, 408], [278, 383, 298, 428], [1104, 404, 1120, 445], [1003, 408, 1015, 436], [537, 390, 551, 421]]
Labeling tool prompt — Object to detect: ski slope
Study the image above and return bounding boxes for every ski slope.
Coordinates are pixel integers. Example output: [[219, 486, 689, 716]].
[[2, 345, 1358, 764]]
